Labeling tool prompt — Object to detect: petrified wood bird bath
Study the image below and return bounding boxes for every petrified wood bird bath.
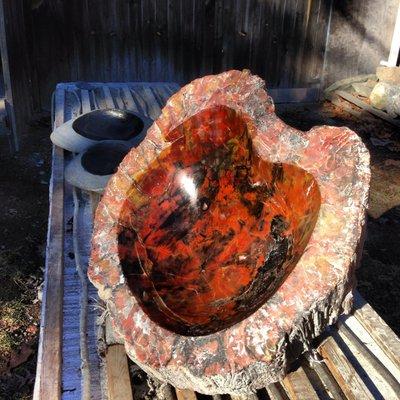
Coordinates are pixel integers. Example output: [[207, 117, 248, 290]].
[[89, 70, 370, 394]]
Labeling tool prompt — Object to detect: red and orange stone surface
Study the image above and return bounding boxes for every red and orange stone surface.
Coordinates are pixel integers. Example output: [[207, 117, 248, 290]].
[[89, 70, 370, 394]]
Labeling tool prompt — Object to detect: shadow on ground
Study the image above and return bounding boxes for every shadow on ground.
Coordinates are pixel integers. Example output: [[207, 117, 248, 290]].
[[0, 115, 51, 400]]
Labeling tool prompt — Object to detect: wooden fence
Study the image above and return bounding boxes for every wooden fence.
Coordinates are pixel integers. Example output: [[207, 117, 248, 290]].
[[0, 0, 398, 149], [26, 0, 331, 109]]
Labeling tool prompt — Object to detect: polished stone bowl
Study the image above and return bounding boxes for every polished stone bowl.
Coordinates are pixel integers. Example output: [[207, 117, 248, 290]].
[[51, 108, 153, 153], [118, 105, 321, 336], [72, 109, 144, 141]]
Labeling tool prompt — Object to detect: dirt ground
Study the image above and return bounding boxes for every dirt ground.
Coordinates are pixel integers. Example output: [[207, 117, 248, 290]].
[[0, 101, 399, 399], [0, 115, 51, 400]]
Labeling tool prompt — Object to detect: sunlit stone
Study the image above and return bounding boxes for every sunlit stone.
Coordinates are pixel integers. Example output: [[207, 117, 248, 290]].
[[89, 70, 370, 395]]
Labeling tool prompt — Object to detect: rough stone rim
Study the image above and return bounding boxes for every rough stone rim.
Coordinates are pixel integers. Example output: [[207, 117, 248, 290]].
[[88, 70, 370, 394]]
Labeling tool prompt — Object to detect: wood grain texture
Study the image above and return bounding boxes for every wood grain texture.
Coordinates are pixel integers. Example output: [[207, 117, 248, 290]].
[[230, 394, 259, 400], [33, 89, 65, 400], [336, 90, 400, 127], [10, 0, 334, 112], [265, 383, 290, 400], [319, 336, 374, 400], [106, 345, 133, 400], [306, 356, 346, 400], [324, 0, 399, 86], [353, 291, 400, 373], [0, 0, 36, 150], [175, 388, 197, 400], [338, 319, 400, 398], [282, 367, 319, 400]]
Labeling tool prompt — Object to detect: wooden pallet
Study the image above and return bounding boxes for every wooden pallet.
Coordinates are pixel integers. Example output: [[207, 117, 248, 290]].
[[34, 82, 400, 400]]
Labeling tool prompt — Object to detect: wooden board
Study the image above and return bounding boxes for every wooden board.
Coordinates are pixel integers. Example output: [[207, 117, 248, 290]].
[[282, 367, 319, 400], [324, 0, 398, 86], [0, 0, 34, 151], [175, 388, 198, 400], [319, 336, 375, 399], [33, 90, 65, 400], [37, 81, 400, 400], [353, 291, 400, 373], [106, 345, 133, 400], [335, 90, 400, 128], [5, 0, 334, 112]]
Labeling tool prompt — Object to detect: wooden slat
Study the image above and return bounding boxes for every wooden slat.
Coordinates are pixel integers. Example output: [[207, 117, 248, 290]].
[[0, 0, 35, 151], [121, 85, 140, 113], [353, 291, 400, 373], [33, 89, 65, 400], [103, 85, 116, 108], [81, 89, 92, 114], [133, 86, 162, 120], [338, 321, 400, 396], [336, 90, 400, 127], [67, 89, 82, 121], [282, 367, 320, 400], [142, 86, 164, 115], [330, 95, 362, 118], [112, 88, 125, 110], [105, 345, 134, 400], [175, 388, 197, 400], [306, 357, 346, 400], [127, 87, 148, 116], [265, 383, 290, 400], [319, 336, 375, 400]]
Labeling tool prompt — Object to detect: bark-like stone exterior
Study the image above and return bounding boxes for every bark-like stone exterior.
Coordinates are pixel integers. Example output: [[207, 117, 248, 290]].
[[89, 70, 370, 395]]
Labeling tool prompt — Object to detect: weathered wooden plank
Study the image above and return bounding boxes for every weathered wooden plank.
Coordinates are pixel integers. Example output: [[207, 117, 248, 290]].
[[175, 388, 197, 400], [103, 85, 116, 108], [13, 0, 333, 113], [335, 90, 400, 128], [62, 184, 82, 400], [105, 345, 134, 400], [324, 0, 398, 86], [33, 89, 65, 400], [330, 95, 363, 118], [338, 320, 400, 397], [81, 90, 92, 114], [319, 336, 375, 400], [265, 383, 290, 400], [110, 87, 125, 110], [121, 86, 140, 113], [136, 85, 163, 120], [0, 0, 35, 150], [282, 366, 320, 400], [71, 188, 91, 399], [353, 291, 400, 373], [305, 355, 346, 400], [65, 90, 81, 122]]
